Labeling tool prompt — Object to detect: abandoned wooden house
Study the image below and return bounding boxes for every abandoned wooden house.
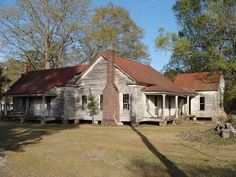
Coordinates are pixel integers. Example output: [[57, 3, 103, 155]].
[[4, 50, 225, 125]]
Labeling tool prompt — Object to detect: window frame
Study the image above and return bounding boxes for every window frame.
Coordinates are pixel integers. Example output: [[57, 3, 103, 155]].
[[199, 97, 205, 111], [100, 95, 103, 110], [82, 95, 87, 110], [123, 94, 130, 110]]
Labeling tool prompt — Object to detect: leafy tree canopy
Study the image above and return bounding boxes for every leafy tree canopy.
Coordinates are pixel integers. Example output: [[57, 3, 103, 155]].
[[155, 0, 236, 111], [0, 59, 24, 91], [0, 1, 150, 69], [0, 65, 11, 99], [156, 0, 236, 73], [81, 3, 150, 63]]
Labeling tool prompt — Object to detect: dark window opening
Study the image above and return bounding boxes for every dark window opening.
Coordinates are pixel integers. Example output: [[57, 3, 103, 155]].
[[154, 96, 157, 107], [123, 94, 129, 110], [46, 97, 51, 109], [82, 95, 87, 110], [46, 97, 51, 116], [200, 97, 205, 111], [100, 95, 103, 110]]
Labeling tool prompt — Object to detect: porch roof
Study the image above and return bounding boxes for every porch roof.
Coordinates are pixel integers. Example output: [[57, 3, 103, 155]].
[[142, 83, 195, 95], [4, 65, 89, 96]]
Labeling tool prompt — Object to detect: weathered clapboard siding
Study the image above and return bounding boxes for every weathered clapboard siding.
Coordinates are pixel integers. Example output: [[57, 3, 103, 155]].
[[190, 91, 219, 118], [30, 97, 43, 116], [64, 87, 76, 120], [75, 58, 107, 121], [50, 88, 65, 118], [13, 97, 23, 114], [182, 74, 225, 118], [135, 86, 146, 121], [74, 57, 141, 122], [115, 67, 136, 121]]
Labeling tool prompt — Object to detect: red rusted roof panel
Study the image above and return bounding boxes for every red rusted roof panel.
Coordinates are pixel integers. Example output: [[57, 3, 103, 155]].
[[101, 52, 191, 94], [5, 65, 88, 95], [174, 72, 222, 91]]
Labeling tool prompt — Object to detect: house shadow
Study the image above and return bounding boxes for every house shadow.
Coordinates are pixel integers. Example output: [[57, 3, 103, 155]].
[[131, 126, 188, 177], [0, 120, 76, 154]]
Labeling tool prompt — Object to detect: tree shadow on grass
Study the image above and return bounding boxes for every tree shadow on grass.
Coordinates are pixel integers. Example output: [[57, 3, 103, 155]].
[[0, 120, 77, 154], [129, 158, 236, 177], [130, 126, 236, 177], [131, 126, 188, 177]]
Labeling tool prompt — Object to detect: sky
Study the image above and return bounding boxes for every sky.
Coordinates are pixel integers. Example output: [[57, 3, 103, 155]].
[[0, 0, 179, 71], [92, 0, 178, 71]]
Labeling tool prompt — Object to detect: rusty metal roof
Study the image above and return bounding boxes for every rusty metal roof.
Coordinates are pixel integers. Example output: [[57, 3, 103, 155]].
[[102, 52, 192, 95], [174, 72, 222, 91], [6, 52, 195, 96], [5, 65, 88, 95]]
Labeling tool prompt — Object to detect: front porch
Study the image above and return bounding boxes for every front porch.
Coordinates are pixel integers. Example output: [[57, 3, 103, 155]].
[[3, 94, 57, 124], [141, 93, 194, 124]]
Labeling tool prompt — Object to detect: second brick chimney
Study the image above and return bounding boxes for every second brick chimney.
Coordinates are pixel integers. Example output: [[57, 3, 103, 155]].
[[102, 50, 120, 126], [23, 64, 31, 74]]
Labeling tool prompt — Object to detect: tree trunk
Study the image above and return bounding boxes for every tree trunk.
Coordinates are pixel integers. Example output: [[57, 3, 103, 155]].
[[92, 114, 95, 125]]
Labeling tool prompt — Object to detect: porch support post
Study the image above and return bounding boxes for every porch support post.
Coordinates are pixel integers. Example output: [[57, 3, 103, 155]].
[[4, 96, 7, 116], [175, 95, 179, 118], [42, 95, 46, 118], [186, 96, 190, 116], [162, 94, 166, 119], [25, 97, 29, 116]]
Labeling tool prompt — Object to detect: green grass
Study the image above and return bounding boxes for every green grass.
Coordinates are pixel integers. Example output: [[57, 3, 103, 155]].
[[0, 120, 236, 177]]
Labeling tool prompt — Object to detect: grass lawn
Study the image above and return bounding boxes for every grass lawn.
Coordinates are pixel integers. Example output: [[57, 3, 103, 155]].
[[0, 120, 235, 177]]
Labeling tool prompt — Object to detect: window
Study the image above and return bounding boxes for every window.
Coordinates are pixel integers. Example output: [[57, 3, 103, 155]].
[[123, 94, 130, 110], [82, 95, 87, 110], [100, 95, 103, 110], [200, 97, 205, 111]]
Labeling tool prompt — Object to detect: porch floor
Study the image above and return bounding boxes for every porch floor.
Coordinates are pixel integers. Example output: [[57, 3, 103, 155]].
[[4, 115, 56, 121], [139, 116, 174, 123]]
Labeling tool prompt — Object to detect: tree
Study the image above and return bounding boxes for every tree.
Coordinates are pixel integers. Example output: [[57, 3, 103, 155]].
[[0, 59, 24, 91], [87, 89, 98, 125], [0, 66, 10, 99], [155, 0, 236, 111], [81, 3, 150, 63], [0, 0, 90, 69]]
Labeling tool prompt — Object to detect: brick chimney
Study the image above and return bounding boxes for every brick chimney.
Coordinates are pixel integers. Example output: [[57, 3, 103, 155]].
[[102, 50, 120, 126], [23, 64, 31, 74], [45, 60, 50, 69]]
